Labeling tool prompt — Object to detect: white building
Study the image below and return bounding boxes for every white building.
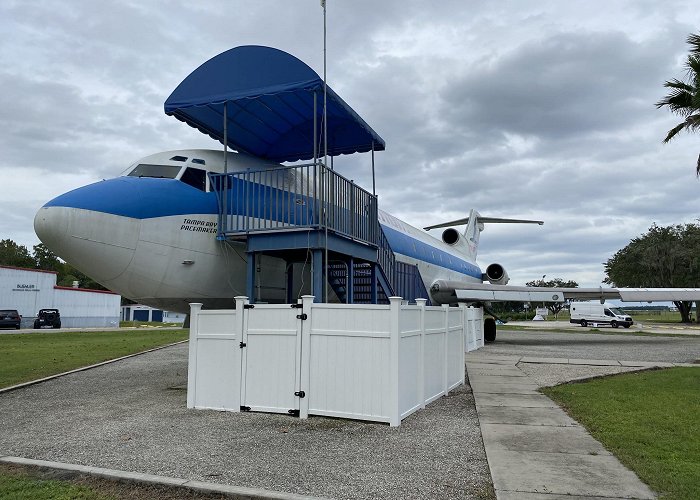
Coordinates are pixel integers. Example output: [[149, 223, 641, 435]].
[[0, 265, 121, 328], [121, 304, 186, 324]]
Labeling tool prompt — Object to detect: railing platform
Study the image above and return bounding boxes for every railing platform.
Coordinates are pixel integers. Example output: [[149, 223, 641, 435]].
[[210, 162, 378, 248], [209, 162, 429, 304]]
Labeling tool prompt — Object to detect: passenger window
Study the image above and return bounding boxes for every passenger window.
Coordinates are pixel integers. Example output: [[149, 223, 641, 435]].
[[180, 167, 207, 191]]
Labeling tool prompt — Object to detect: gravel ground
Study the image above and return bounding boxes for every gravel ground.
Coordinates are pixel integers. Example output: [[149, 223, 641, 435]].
[[517, 363, 644, 388], [0, 343, 494, 500]]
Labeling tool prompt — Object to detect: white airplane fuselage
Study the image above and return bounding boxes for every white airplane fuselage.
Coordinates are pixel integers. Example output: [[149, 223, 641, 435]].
[[34, 149, 484, 312]]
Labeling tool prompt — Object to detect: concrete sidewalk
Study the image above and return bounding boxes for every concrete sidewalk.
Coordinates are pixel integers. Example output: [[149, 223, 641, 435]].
[[466, 353, 657, 499]]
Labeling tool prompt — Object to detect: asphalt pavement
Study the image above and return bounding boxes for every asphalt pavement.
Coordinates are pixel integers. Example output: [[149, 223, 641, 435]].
[[488, 327, 700, 363]]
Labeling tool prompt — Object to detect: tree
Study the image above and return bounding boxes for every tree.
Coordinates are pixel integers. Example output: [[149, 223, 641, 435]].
[[604, 223, 700, 322], [0, 239, 35, 268], [32, 243, 63, 273], [525, 277, 579, 319], [1, 238, 108, 291], [58, 266, 106, 290], [656, 33, 700, 176]]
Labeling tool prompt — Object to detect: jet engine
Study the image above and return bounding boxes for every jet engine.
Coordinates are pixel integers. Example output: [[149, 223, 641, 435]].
[[441, 228, 472, 255], [484, 263, 509, 285]]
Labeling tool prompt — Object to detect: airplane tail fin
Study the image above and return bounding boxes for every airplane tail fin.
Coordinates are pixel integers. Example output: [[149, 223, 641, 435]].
[[423, 210, 543, 261]]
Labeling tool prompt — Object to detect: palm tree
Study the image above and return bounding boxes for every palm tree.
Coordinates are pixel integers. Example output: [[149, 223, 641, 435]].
[[656, 33, 700, 176]]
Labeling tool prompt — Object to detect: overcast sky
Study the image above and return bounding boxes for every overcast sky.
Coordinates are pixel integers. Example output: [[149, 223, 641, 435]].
[[2, 0, 699, 287]]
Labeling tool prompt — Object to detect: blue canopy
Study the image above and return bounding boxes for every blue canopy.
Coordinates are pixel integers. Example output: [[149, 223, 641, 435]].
[[164, 45, 385, 162]]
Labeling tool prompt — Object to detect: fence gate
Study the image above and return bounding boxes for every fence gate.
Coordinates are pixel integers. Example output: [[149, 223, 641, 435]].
[[240, 303, 304, 415]]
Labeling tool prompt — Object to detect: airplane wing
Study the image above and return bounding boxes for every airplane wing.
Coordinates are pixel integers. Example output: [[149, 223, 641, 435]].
[[430, 281, 700, 303]]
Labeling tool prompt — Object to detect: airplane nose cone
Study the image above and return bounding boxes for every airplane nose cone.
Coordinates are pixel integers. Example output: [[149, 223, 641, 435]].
[[34, 205, 69, 255], [35, 179, 141, 282]]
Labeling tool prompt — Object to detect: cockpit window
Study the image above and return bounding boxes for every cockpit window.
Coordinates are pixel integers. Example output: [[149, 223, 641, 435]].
[[192, 158, 206, 165], [170, 155, 188, 162], [128, 164, 181, 179], [180, 167, 207, 191]]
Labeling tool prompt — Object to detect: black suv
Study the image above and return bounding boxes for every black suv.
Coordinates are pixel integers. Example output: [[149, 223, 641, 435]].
[[34, 309, 61, 329], [0, 310, 21, 329]]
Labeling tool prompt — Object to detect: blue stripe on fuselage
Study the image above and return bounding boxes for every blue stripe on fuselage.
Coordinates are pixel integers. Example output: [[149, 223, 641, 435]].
[[44, 177, 218, 218], [380, 224, 482, 279], [45, 177, 312, 222], [46, 176, 481, 279]]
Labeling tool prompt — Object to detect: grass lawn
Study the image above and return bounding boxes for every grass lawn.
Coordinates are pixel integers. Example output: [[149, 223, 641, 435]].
[[0, 329, 188, 389], [505, 309, 696, 324], [0, 465, 113, 500], [0, 463, 225, 499], [543, 368, 700, 499]]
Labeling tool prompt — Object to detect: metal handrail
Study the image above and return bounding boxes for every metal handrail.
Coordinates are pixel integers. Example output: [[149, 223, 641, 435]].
[[376, 224, 396, 290], [210, 163, 378, 247]]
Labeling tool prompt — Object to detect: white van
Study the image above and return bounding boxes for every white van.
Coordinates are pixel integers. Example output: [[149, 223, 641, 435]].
[[569, 302, 633, 328]]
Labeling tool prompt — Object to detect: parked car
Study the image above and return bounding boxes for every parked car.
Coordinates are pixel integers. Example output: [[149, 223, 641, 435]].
[[0, 309, 21, 329], [34, 309, 61, 329]]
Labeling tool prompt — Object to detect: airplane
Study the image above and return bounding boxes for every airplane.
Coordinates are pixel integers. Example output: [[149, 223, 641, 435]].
[[33, 44, 700, 342], [35, 151, 700, 345], [33, 147, 539, 317]]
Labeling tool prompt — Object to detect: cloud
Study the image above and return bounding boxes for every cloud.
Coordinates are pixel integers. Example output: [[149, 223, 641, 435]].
[[1, 0, 699, 288]]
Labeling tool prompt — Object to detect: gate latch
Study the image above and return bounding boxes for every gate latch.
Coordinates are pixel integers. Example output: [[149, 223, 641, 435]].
[[288, 409, 300, 417], [240, 406, 251, 412], [239, 342, 246, 348], [294, 391, 306, 398], [296, 313, 308, 320], [243, 304, 255, 309], [290, 303, 303, 309]]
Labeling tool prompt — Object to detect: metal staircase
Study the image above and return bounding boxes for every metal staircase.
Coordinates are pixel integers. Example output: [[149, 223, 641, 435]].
[[327, 227, 431, 304], [210, 163, 430, 304]]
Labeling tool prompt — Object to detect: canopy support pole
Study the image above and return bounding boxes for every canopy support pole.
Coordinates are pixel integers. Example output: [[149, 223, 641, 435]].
[[223, 101, 228, 174], [371, 141, 376, 196], [222, 101, 229, 234], [313, 92, 318, 164]]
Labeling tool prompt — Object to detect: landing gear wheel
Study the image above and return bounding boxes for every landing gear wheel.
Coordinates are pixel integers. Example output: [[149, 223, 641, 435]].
[[611, 321, 618, 328], [580, 320, 588, 327], [484, 317, 497, 343]]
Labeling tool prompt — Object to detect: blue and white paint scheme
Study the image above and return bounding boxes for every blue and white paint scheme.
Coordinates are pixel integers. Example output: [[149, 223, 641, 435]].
[[35, 148, 507, 313]]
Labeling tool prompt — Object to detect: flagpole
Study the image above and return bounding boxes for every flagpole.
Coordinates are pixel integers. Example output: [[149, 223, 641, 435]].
[[323, 0, 328, 169], [321, 0, 328, 303]]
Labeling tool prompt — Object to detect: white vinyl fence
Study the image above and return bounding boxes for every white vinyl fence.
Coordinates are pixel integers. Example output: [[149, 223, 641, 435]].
[[187, 296, 484, 426]]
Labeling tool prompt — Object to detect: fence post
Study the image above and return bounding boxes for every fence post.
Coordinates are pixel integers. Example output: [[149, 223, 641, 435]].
[[462, 305, 469, 353], [442, 304, 449, 396], [389, 296, 402, 427], [415, 298, 427, 409], [299, 295, 315, 420], [186, 303, 202, 409], [459, 305, 466, 385], [477, 307, 484, 348], [234, 296, 249, 412]]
